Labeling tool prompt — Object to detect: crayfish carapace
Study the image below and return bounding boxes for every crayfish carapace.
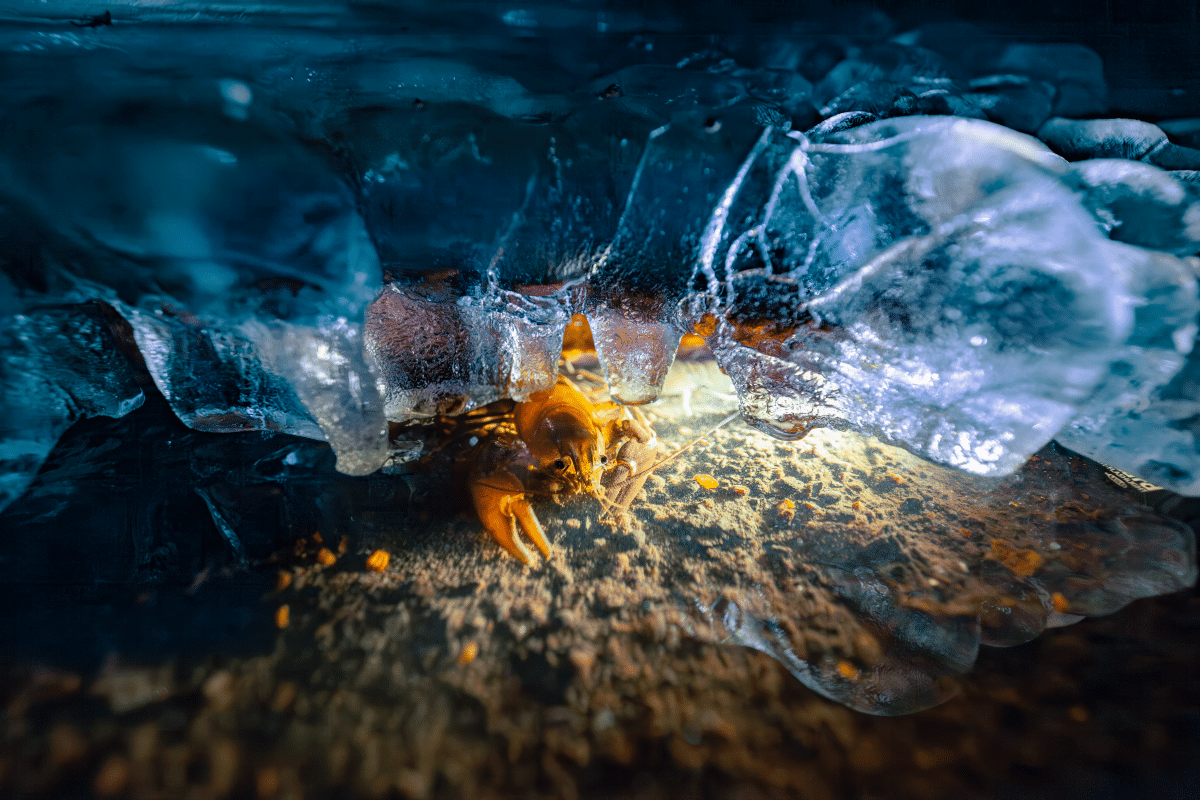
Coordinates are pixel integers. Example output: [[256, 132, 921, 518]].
[[415, 374, 662, 565]]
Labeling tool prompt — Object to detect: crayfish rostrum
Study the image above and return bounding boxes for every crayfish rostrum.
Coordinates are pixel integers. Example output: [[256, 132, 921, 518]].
[[408, 373, 661, 565]]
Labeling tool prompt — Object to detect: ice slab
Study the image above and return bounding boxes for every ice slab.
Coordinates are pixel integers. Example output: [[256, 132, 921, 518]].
[[365, 284, 573, 419], [1055, 242, 1200, 494], [1069, 159, 1200, 256], [114, 301, 321, 438], [0, 304, 145, 512], [587, 304, 683, 405], [951, 42, 1108, 118], [5, 101, 379, 323], [0, 92, 389, 475], [244, 317, 389, 476], [812, 43, 948, 109], [1039, 117, 1168, 163], [700, 117, 1151, 476], [1160, 117, 1200, 150]]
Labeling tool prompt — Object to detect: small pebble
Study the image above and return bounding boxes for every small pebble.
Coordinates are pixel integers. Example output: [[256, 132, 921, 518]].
[[203, 671, 235, 711], [365, 550, 390, 573], [694, 474, 719, 490]]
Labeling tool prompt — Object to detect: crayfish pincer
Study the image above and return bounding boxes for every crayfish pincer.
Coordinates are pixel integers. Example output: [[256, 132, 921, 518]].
[[460, 376, 659, 565]]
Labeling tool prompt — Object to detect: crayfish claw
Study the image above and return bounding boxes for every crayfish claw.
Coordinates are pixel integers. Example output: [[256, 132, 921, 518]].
[[487, 512, 537, 566], [510, 499, 551, 561], [468, 467, 552, 566]]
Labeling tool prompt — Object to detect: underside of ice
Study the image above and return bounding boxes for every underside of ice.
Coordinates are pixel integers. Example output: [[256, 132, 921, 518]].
[[3, 11, 1200, 506]]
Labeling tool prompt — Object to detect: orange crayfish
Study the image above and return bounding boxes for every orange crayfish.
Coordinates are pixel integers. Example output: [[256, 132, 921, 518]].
[[416, 375, 660, 565]]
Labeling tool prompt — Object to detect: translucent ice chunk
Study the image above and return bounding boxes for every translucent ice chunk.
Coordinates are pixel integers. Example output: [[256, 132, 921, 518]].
[[1160, 118, 1200, 150], [346, 102, 643, 289], [820, 81, 922, 119], [6, 103, 380, 325], [348, 104, 559, 280], [244, 317, 389, 477], [913, 88, 988, 122], [813, 43, 947, 109], [1053, 243, 1200, 491], [116, 301, 325, 440], [1069, 159, 1200, 256], [3, 95, 388, 475], [1038, 117, 1168, 162], [600, 110, 774, 295], [365, 284, 572, 419], [1002, 44, 1106, 116], [965, 75, 1055, 134], [457, 288, 575, 402], [587, 303, 683, 405], [704, 117, 1149, 476], [1146, 143, 1200, 172], [0, 304, 145, 512]]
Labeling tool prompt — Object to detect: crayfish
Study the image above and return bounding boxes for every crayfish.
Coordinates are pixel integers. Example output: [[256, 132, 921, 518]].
[[411, 374, 661, 565]]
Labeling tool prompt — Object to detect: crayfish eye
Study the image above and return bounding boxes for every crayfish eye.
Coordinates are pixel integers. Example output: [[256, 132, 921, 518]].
[[599, 455, 609, 465], [553, 458, 567, 471]]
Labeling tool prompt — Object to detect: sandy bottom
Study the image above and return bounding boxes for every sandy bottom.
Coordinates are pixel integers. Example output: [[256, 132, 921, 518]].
[[1, 360, 1197, 799]]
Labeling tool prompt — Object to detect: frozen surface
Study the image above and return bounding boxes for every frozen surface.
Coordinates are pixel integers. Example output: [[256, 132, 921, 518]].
[[365, 284, 575, 418], [2, 5, 1200, 498], [0, 304, 145, 510], [0, 51, 387, 478], [698, 117, 1149, 476]]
